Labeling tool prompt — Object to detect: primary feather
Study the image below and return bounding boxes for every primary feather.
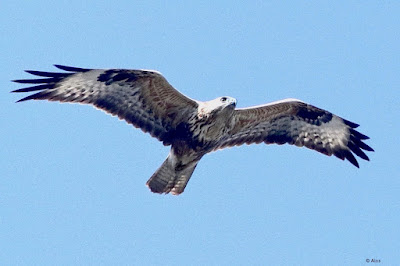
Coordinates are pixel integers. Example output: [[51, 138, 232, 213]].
[[12, 65, 373, 194]]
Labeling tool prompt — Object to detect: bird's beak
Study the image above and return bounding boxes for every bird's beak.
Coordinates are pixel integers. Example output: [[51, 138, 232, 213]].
[[229, 99, 237, 107]]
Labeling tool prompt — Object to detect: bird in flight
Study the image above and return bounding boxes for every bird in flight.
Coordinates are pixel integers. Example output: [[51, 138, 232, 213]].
[[12, 65, 373, 195]]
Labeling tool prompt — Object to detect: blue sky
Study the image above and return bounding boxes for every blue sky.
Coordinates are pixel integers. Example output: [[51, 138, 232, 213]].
[[1, 1, 399, 265]]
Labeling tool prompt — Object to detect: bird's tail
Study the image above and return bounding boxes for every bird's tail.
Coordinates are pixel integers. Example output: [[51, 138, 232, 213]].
[[146, 155, 198, 195]]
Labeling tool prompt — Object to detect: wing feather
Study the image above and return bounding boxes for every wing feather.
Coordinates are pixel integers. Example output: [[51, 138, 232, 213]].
[[216, 99, 373, 167], [12, 65, 198, 144]]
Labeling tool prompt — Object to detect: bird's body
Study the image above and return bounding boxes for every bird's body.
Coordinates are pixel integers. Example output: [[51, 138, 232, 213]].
[[12, 65, 373, 195]]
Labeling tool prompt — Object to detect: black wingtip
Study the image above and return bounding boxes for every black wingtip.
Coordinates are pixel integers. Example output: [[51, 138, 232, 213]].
[[54, 64, 91, 72], [367, 146, 375, 152], [344, 150, 360, 168], [343, 119, 360, 128], [12, 77, 60, 84], [335, 150, 360, 168], [348, 142, 370, 161], [11, 84, 53, 93], [12, 65, 76, 102], [344, 121, 374, 167], [23, 69, 66, 78], [15, 95, 34, 103]]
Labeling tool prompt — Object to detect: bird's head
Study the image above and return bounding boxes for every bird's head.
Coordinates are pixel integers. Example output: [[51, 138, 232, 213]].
[[217, 96, 237, 108], [209, 96, 236, 113], [198, 96, 237, 119]]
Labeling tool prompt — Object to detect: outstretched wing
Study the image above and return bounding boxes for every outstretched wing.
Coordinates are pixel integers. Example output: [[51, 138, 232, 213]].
[[12, 65, 198, 145], [216, 99, 373, 167]]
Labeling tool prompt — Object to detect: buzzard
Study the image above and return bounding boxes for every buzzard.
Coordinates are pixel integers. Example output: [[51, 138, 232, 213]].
[[12, 65, 373, 195]]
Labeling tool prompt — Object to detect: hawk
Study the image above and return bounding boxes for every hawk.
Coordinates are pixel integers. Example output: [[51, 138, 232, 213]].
[[12, 65, 374, 195]]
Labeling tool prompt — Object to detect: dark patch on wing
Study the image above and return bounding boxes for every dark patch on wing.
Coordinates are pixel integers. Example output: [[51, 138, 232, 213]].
[[296, 104, 333, 125], [12, 65, 200, 145], [218, 102, 373, 168], [97, 70, 139, 85], [295, 105, 373, 167], [264, 129, 294, 145]]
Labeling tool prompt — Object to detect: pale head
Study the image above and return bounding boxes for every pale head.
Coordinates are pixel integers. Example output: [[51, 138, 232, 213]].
[[197, 96, 237, 119]]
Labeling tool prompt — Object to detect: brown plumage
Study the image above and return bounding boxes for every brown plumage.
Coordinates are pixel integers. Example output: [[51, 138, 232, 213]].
[[12, 65, 374, 195]]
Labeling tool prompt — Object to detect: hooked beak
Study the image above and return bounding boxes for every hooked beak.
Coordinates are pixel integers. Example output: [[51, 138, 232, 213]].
[[228, 99, 237, 107]]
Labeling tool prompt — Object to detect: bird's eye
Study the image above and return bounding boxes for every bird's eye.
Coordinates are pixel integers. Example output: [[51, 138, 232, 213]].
[[220, 97, 227, 102]]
